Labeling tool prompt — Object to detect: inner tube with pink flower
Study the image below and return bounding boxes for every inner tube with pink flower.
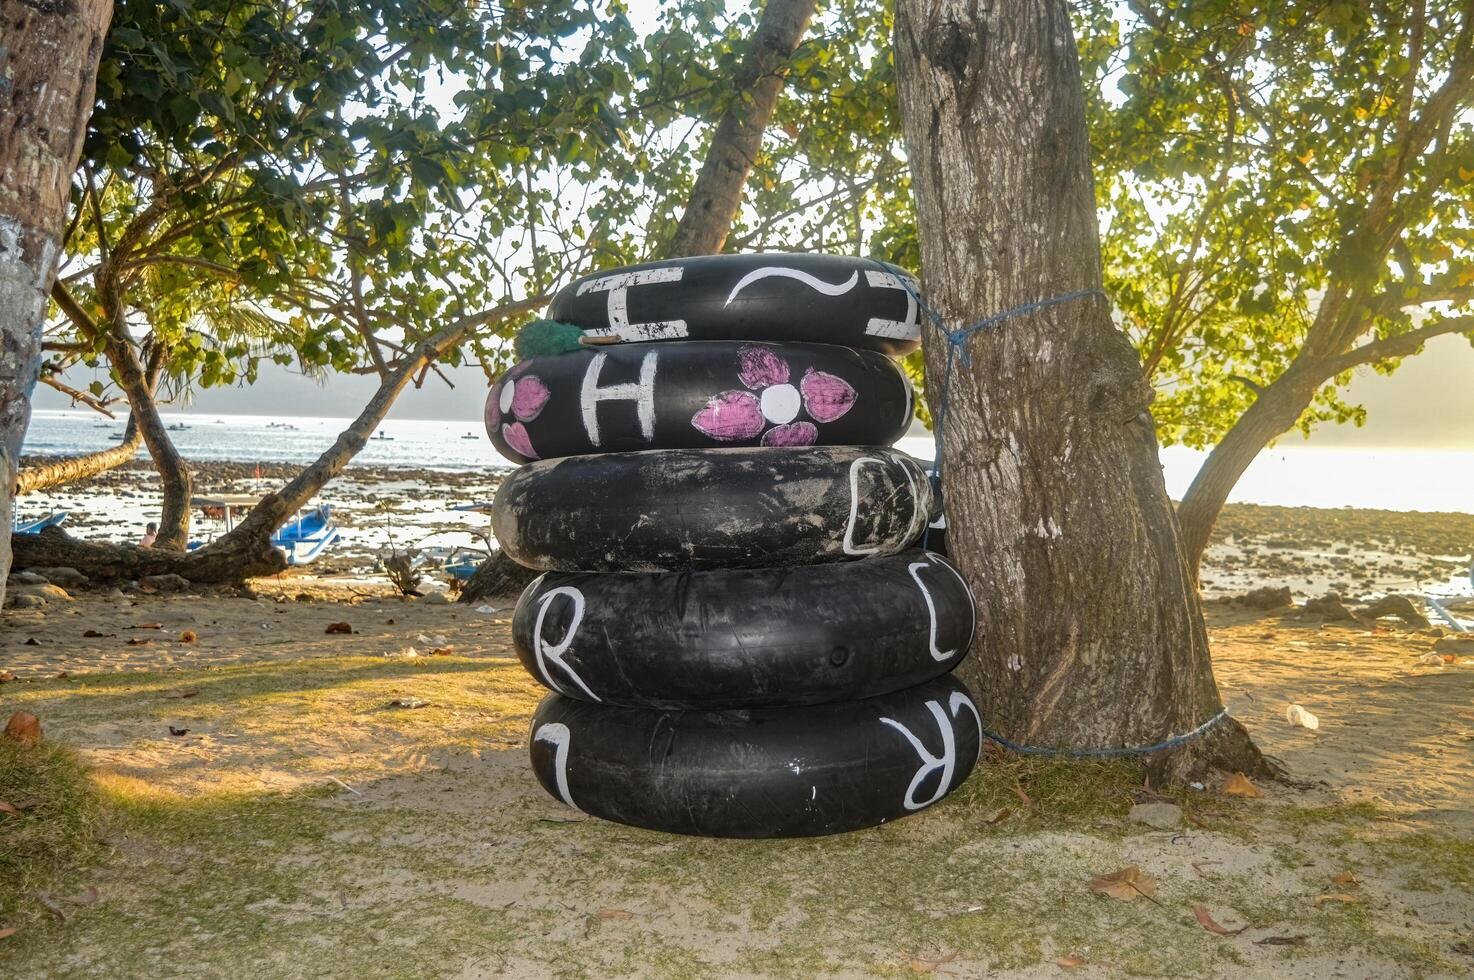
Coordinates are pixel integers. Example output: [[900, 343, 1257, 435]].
[[546, 253, 923, 357], [485, 341, 913, 464], [492, 445, 934, 572]]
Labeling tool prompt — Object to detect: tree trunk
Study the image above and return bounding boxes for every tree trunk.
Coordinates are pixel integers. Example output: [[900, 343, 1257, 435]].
[[1176, 367, 1323, 575], [11, 523, 284, 583], [104, 330, 192, 549], [665, 0, 817, 257], [893, 0, 1270, 780], [458, 552, 539, 605], [0, 0, 113, 606], [16, 413, 141, 494]]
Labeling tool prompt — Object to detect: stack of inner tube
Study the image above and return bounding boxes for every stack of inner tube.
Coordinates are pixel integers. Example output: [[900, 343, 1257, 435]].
[[488, 252, 981, 838]]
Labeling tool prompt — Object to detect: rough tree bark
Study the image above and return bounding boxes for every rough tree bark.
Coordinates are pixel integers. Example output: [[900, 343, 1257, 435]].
[[665, 0, 817, 257], [894, 0, 1270, 780], [463, 2, 820, 606], [0, 0, 113, 605]]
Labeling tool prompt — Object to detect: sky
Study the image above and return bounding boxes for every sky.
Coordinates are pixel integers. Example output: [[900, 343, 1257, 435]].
[[34, 332, 1474, 450]]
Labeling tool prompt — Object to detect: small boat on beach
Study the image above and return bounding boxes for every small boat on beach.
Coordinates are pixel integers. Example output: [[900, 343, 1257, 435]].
[[189, 496, 340, 566], [13, 511, 69, 535]]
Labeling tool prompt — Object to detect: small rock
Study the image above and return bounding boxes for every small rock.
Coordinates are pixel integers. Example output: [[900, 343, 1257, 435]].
[[139, 574, 191, 593], [1127, 802, 1183, 830], [6, 571, 48, 586], [422, 591, 451, 606], [1359, 594, 1431, 629], [30, 566, 88, 590], [1302, 593, 1360, 623], [1234, 585, 1293, 610], [9, 583, 72, 605], [9, 594, 47, 610], [1433, 635, 1474, 656]]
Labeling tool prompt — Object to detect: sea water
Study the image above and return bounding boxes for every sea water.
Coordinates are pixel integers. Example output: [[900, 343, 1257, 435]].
[[22, 409, 1474, 514]]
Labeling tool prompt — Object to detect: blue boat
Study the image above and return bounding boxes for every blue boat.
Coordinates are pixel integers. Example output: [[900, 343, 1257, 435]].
[[12, 511, 68, 535], [189, 496, 339, 566]]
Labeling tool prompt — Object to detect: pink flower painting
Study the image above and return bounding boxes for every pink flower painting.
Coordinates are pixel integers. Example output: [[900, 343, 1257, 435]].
[[691, 346, 857, 447], [488, 371, 550, 459]]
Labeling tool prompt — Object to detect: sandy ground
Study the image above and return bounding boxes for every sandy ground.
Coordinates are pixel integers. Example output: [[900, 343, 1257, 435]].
[[3, 586, 1473, 977]]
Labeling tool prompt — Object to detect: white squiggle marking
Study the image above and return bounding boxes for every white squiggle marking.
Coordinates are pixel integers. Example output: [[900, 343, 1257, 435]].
[[723, 267, 859, 306], [881, 701, 957, 811], [533, 722, 577, 808], [580, 351, 658, 447], [948, 691, 985, 767], [842, 456, 884, 556], [908, 559, 957, 662], [577, 267, 688, 341], [926, 551, 977, 651], [862, 270, 922, 340], [533, 586, 599, 701]]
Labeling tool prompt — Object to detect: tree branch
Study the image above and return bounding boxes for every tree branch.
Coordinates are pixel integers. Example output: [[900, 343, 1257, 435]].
[[1316, 316, 1474, 378]]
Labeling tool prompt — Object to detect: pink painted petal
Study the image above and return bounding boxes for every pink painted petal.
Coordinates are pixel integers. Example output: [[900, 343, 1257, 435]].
[[511, 375, 551, 422], [800, 368, 857, 423], [737, 346, 789, 389], [761, 421, 818, 447], [691, 390, 766, 441], [501, 422, 538, 460]]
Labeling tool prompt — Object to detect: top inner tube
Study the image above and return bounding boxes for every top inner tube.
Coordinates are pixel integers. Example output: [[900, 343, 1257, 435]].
[[547, 253, 922, 357], [486, 341, 914, 463]]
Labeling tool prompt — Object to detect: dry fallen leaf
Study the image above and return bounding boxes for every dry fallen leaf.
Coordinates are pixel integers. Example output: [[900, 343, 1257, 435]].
[[1056, 954, 1087, 969], [162, 689, 200, 700], [3, 712, 41, 747], [325, 622, 354, 635], [180, 630, 198, 644], [168, 726, 190, 737], [983, 807, 1013, 825], [1330, 871, 1361, 888], [908, 951, 958, 974], [126, 638, 152, 647], [0, 670, 15, 683], [1222, 773, 1264, 798], [1255, 935, 1307, 947], [0, 926, 14, 940], [0, 801, 17, 815], [1193, 904, 1247, 936], [1314, 893, 1361, 907], [1090, 866, 1157, 902], [35, 893, 66, 923], [429, 646, 455, 656], [133, 622, 163, 630], [1013, 783, 1034, 807]]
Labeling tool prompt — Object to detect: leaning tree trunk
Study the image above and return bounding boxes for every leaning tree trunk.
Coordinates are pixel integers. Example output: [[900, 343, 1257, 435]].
[[106, 328, 192, 550], [17, 413, 141, 494], [665, 0, 817, 256], [0, 0, 113, 606], [894, 0, 1270, 780]]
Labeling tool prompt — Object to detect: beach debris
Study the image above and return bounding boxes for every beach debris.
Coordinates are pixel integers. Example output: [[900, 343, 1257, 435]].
[[1055, 955, 1087, 969], [1127, 802, 1183, 829], [180, 630, 198, 644], [24, 637, 38, 646], [1230, 585, 1293, 610], [162, 689, 200, 700], [1358, 594, 1431, 629], [1255, 935, 1307, 947], [386, 646, 420, 659], [82, 630, 113, 638], [132, 622, 163, 630], [386, 696, 430, 710], [0, 926, 15, 941], [0, 671, 14, 683], [1285, 704, 1320, 729], [168, 726, 189, 737], [1221, 773, 1264, 798], [906, 950, 958, 973], [8, 594, 46, 610], [325, 622, 354, 635], [326, 775, 361, 796], [1313, 893, 1360, 908], [3, 712, 41, 747], [384, 554, 422, 597], [35, 892, 67, 923], [1418, 652, 1447, 666], [140, 574, 191, 593], [1089, 866, 1157, 902], [1192, 905, 1247, 936], [126, 638, 152, 646], [1330, 870, 1361, 888], [474, 604, 501, 615], [422, 591, 451, 606]]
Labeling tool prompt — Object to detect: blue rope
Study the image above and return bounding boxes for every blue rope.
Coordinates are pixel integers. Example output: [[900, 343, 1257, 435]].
[[880, 261, 1227, 758], [979, 708, 1230, 759]]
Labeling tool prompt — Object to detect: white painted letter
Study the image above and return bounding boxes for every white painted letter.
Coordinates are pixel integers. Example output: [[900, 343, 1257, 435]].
[[533, 722, 577, 809], [533, 586, 600, 702], [863, 270, 922, 341], [577, 267, 687, 341], [580, 351, 658, 447]]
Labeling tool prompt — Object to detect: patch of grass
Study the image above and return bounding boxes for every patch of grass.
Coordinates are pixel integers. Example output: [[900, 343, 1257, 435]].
[[0, 737, 105, 924]]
